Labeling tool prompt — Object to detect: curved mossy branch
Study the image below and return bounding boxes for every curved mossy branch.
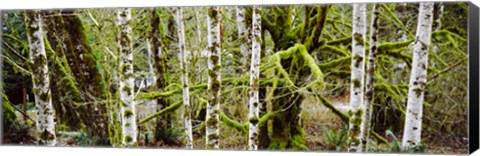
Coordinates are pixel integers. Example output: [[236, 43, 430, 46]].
[[320, 45, 350, 56], [297, 44, 325, 88], [317, 94, 349, 123], [268, 44, 325, 88], [377, 39, 414, 53], [432, 29, 467, 42], [138, 101, 182, 124], [326, 70, 351, 78], [219, 112, 248, 133], [318, 56, 351, 70], [326, 18, 353, 29], [380, 4, 415, 39], [219, 111, 278, 134], [326, 36, 352, 46]]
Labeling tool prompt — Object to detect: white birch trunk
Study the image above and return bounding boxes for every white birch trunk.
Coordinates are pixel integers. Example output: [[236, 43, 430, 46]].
[[236, 6, 251, 70], [348, 3, 367, 152], [206, 6, 222, 149], [117, 8, 137, 147], [247, 6, 261, 151], [402, 2, 434, 149], [359, 4, 379, 152], [173, 7, 194, 149], [24, 11, 57, 146]]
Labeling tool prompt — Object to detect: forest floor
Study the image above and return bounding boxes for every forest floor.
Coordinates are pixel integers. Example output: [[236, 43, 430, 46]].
[[9, 95, 468, 154]]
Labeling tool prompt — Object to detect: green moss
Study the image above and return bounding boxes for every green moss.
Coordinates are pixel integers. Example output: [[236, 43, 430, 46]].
[[122, 85, 131, 93], [413, 88, 423, 98], [125, 135, 133, 143], [353, 79, 361, 88], [124, 110, 133, 118], [2, 96, 18, 128], [219, 113, 246, 132], [138, 101, 182, 124], [248, 117, 260, 125], [321, 45, 350, 56], [377, 39, 414, 52], [318, 56, 351, 70], [353, 33, 364, 45]]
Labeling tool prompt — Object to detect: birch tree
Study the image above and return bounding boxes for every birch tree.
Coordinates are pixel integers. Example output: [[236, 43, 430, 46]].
[[24, 10, 57, 146], [117, 8, 137, 147], [236, 6, 251, 71], [172, 7, 194, 149], [402, 2, 434, 149], [348, 3, 367, 152], [206, 6, 222, 149], [359, 3, 379, 152], [247, 6, 262, 151]]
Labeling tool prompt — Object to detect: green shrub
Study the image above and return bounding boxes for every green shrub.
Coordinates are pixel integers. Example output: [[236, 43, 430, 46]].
[[321, 126, 348, 151]]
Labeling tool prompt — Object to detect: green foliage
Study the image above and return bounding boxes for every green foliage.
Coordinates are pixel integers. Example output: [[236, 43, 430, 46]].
[[2, 96, 18, 129], [154, 126, 183, 145], [369, 130, 428, 153], [73, 131, 103, 146], [321, 126, 348, 151]]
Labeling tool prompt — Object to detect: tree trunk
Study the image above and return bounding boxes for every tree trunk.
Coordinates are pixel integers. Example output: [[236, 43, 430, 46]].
[[359, 3, 379, 152], [173, 7, 194, 149], [236, 6, 252, 71], [348, 3, 367, 152], [247, 6, 262, 151], [24, 10, 57, 146], [402, 2, 434, 149], [259, 5, 329, 150], [117, 8, 137, 147], [149, 9, 173, 140], [206, 6, 222, 150], [42, 10, 111, 143]]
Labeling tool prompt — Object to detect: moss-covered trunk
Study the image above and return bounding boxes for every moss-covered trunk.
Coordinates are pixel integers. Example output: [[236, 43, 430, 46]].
[[348, 4, 367, 152], [42, 10, 110, 144], [259, 5, 329, 150], [149, 8, 174, 141], [247, 6, 262, 150], [42, 11, 83, 131], [24, 10, 57, 146], [117, 8, 137, 147], [206, 6, 222, 149]]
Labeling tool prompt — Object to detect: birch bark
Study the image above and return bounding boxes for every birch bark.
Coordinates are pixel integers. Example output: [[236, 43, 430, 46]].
[[348, 3, 367, 152], [24, 10, 57, 146], [247, 6, 262, 151], [402, 2, 434, 149], [206, 6, 222, 149], [172, 7, 194, 149], [359, 4, 379, 152], [117, 8, 137, 147]]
